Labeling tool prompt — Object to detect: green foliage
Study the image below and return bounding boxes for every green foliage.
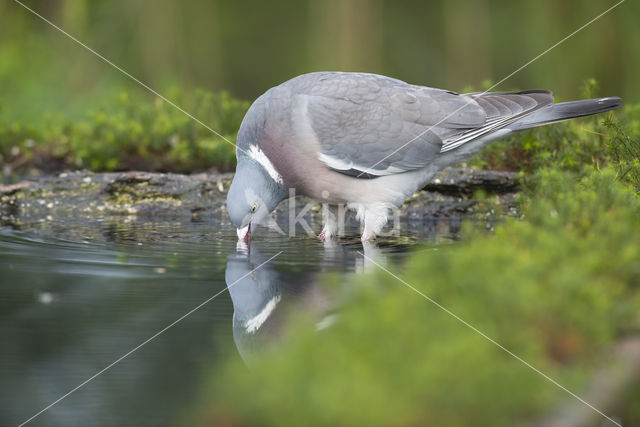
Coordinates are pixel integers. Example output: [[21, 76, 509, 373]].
[[603, 117, 640, 192], [0, 89, 248, 174], [581, 77, 600, 100], [196, 168, 640, 426], [469, 114, 606, 173]]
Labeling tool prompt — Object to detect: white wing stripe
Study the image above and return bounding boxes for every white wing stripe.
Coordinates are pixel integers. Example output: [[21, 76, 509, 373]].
[[319, 153, 406, 176]]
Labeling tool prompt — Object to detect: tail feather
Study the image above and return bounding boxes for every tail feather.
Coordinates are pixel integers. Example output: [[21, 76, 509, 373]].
[[507, 97, 622, 132]]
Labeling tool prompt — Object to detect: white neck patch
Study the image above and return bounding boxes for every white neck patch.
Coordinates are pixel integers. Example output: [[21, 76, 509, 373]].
[[248, 145, 283, 184], [245, 295, 281, 333]]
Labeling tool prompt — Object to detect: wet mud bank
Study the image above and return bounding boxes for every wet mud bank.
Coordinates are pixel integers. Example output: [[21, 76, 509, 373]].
[[0, 167, 520, 234]]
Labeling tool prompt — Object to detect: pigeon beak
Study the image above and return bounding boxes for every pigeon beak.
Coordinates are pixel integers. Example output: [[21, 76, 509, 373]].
[[236, 222, 252, 242]]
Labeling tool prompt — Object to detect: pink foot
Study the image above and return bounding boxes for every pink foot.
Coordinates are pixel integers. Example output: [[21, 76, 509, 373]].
[[318, 230, 336, 242]]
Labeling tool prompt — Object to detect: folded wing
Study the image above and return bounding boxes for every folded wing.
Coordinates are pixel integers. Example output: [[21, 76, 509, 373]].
[[290, 72, 552, 178]]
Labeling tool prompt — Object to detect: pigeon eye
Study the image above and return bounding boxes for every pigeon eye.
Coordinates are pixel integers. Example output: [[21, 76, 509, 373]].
[[250, 204, 258, 213]]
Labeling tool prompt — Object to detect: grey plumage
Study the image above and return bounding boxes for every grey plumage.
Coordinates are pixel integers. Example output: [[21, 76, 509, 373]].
[[226, 72, 622, 241]]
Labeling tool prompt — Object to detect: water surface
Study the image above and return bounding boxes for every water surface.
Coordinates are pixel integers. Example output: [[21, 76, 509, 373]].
[[0, 217, 457, 426]]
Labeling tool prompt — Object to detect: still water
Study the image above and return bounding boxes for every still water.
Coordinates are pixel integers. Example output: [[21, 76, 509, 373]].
[[0, 216, 457, 426]]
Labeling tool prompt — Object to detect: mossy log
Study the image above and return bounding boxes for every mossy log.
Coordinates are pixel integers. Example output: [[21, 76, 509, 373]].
[[0, 168, 520, 227]]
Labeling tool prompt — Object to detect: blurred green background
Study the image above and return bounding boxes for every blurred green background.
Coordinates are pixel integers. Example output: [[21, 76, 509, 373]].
[[2, 0, 638, 177], [1, 0, 638, 123]]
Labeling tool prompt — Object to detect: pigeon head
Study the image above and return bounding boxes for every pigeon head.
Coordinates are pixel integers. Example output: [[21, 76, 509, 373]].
[[226, 157, 287, 241]]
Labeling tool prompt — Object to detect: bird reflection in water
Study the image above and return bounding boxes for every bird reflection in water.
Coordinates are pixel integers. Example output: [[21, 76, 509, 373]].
[[225, 240, 386, 363]]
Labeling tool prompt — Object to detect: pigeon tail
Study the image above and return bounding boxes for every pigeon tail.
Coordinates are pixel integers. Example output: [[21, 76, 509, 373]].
[[507, 97, 623, 132]]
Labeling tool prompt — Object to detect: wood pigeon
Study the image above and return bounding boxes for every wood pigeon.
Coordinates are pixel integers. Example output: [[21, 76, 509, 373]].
[[226, 72, 621, 241]]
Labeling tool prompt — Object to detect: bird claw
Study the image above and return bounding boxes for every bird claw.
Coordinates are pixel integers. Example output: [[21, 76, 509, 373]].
[[318, 230, 336, 242]]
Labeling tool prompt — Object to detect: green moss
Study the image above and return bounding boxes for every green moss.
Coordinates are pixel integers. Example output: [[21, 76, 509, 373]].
[[603, 118, 640, 192], [107, 184, 183, 206], [0, 89, 248, 176]]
